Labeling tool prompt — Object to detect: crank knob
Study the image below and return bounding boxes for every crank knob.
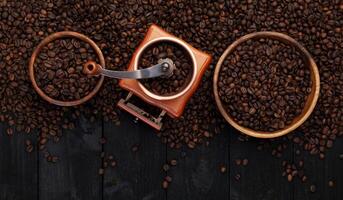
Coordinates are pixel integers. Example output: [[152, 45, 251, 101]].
[[83, 60, 101, 76]]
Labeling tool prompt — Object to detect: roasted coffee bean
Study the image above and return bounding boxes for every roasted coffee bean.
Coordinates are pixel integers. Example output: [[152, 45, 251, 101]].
[[162, 164, 170, 172], [138, 42, 193, 96], [98, 168, 104, 176], [235, 174, 241, 181], [6, 128, 13, 136], [310, 185, 316, 193], [103, 161, 108, 168], [99, 137, 107, 144], [328, 180, 335, 187], [25, 145, 34, 153], [165, 176, 172, 183], [220, 165, 227, 173], [218, 38, 312, 132], [235, 159, 242, 166], [242, 159, 249, 166], [131, 144, 139, 152], [162, 180, 169, 189], [170, 159, 177, 166], [110, 161, 116, 168]]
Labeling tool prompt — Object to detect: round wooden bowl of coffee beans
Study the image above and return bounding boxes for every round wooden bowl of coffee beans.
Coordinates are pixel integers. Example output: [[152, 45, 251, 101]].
[[135, 37, 197, 100], [29, 31, 105, 106], [213, 32, 320, 138]]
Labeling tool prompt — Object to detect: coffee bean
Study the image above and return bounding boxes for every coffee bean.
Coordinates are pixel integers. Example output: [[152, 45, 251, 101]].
[[103, 161, 108, 168], [6, 128, 13, 136], [242, 159, 249, 166], [25, 145, 34, 153], [165, 176, 172, 182], [52, 156, 59, 163], [162, 164, 170, 172], [220, 165, 227, 173], [235, 159, 242, 166], [110, 161, 116, 167], [310, 184, 316, 193], [131, 144, 139, 152], [162, 180, 169, 189], [170, 159, 177, 166], [99, 137, 107, 144], [98, 168, 104, 175], [235, 174, 241, 181]]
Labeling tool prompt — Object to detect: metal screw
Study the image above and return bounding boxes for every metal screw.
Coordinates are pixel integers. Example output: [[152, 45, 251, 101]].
[[161, 63, 170, 72]]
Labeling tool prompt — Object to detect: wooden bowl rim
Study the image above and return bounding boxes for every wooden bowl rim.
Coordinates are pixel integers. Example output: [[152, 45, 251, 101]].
[[213, 31, 320, 138], [29, 31, 105, 106]]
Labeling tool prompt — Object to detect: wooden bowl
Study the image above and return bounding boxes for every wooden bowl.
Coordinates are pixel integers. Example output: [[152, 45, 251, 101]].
[[29, 31, 105, 106], [213, 32, 320, 138]]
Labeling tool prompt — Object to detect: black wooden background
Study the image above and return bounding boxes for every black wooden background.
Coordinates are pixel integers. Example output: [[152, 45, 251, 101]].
[[0, 112, 342, 200]]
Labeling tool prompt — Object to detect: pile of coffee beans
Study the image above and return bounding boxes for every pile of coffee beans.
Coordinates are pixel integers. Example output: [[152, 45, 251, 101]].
[[218, 38, 312, 132], [0, 0, 342, 182], [138, 41, 193, 96], [34, 38, 101, 100]]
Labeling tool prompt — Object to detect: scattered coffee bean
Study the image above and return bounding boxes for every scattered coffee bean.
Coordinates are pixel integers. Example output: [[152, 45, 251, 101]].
[[242, 159, 249, 166], [110, 161, 116, 168], [310, 184, 316, 193], [6, 128, 13, 136], [235, 174, 241, 181], [162, 180, 169, 189], [25, 144, 34, 153], [165, 176, 172, 183], [220, 165, 227, 173], [98, 168, 104, 176], [131, 144, 139, 153], [235, 159, 242, 166], [99, 137, 107, 144], [170, 159, 177, 166], [162, 164, 170, 172]]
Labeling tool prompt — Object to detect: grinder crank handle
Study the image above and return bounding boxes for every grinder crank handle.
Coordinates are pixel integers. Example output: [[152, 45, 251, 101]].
[[83, 58, 175, 79]]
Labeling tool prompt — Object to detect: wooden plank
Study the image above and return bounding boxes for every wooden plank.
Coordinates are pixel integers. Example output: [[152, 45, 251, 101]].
[[323, 138, 343, 200], [229, 130, 293, 200], [39, 115, 102, 200], [166, 126, 230, 200], [103, 112, 166, 200], [0, 123, 38, 200], [293, 137, 343, 200]]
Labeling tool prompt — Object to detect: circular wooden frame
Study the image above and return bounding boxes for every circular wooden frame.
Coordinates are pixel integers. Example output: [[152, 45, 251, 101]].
[[213, 32, 320, 138], [29, 31, 105, 106]]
